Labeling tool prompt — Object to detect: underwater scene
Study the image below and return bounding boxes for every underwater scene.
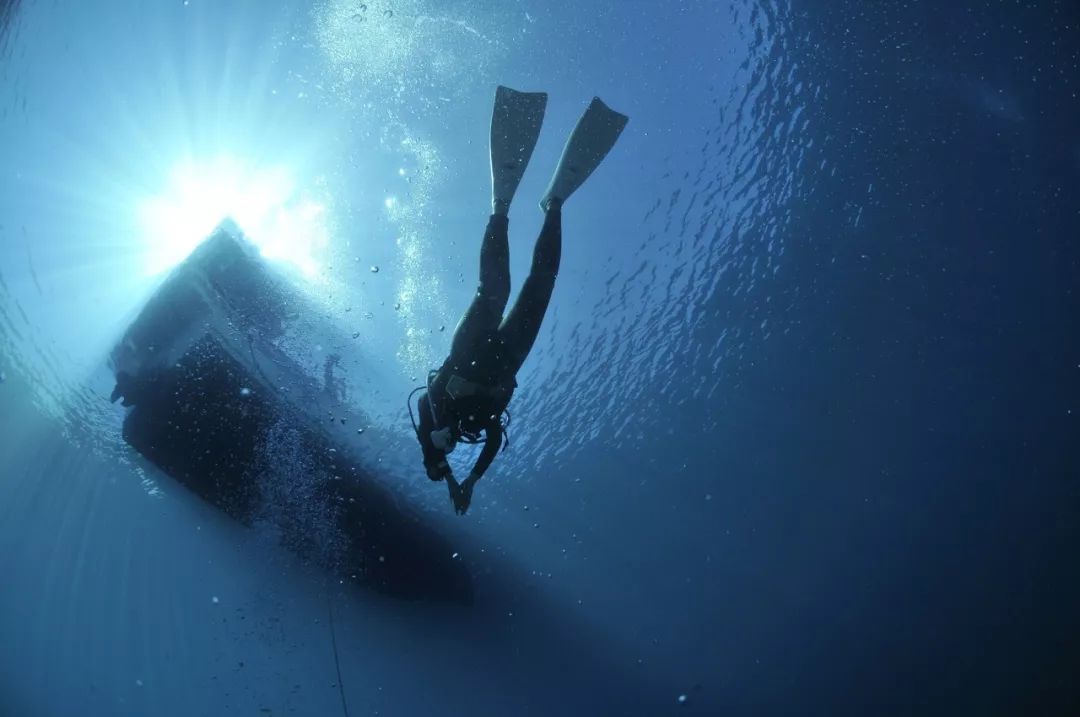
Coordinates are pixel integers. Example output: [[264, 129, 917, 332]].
[[1, 1, 1078, 715]]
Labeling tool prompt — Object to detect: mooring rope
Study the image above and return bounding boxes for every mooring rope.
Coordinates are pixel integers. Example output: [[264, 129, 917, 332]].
[[326, 589, 351, 717]]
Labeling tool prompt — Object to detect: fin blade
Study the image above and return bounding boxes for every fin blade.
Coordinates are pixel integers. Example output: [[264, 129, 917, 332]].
[[540, 97, 629, 210], [490, 86, 548, 213]]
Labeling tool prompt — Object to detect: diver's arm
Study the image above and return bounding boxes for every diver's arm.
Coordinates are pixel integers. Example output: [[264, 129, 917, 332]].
[[418, 392, 450, 479], [447, 420, 500, 515], [468, 422, 503, 482]]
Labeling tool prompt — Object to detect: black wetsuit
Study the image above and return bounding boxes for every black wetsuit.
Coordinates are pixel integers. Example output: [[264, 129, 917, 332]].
[[417, 203, 562, 480]]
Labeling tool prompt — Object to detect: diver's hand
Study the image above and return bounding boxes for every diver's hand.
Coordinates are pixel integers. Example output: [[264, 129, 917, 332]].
[[450, 474, 477, 515], [445, 474, 462, 513], [426, 460, 451, 482]]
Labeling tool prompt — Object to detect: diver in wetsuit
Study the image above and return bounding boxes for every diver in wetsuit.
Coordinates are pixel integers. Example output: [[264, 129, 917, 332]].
[[414, 86, 628, 514]]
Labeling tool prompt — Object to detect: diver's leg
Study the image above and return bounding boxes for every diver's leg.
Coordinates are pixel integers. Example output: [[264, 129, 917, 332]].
[[450, 214, 511, 359], [498, 202, 562, 372]]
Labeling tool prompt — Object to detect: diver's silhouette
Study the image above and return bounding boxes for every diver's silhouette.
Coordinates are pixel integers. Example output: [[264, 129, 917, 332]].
[[412, 86, 628, 514]]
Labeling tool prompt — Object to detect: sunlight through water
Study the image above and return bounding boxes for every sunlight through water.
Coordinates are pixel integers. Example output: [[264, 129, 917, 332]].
[[137, 157, 329, 278]]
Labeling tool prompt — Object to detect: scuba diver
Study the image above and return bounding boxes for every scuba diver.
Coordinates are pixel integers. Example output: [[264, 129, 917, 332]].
[[412, 86, 628, 515]]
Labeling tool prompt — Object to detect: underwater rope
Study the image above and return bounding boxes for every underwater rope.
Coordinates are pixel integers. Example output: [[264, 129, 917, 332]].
[[326, 590, 351, 717]]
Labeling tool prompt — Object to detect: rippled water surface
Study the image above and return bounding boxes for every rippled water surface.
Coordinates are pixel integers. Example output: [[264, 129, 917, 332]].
[[2, 1, 1078, 715]]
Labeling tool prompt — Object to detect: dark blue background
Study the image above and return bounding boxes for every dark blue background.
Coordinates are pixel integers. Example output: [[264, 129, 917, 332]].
[[683, 1, 1080, 711], [1, 1, 1077, 715]]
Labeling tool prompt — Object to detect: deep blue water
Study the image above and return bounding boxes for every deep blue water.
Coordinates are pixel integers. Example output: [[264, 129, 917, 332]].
[[1, 1, 1078, 715]]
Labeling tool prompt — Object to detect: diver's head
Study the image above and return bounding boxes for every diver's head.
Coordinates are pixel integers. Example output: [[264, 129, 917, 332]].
[[430, 426, 458, 453]]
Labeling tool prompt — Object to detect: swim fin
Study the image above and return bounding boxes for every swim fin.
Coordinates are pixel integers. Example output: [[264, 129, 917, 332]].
[[540, 97, 629, 211], [490, 85, 547, 215]]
